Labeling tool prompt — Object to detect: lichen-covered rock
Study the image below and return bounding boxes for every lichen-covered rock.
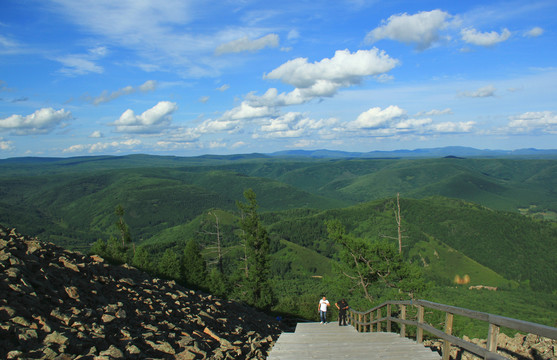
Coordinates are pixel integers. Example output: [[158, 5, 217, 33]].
[[0, 225, 283, 359]]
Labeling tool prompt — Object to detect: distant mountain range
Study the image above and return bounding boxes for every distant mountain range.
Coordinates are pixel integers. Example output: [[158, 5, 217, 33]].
[[269, 146, 557, 159], [2, 146, 557, 164]]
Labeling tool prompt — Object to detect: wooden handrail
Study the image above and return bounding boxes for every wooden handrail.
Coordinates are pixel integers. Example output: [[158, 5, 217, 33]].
[[348, 299, 557, 360]]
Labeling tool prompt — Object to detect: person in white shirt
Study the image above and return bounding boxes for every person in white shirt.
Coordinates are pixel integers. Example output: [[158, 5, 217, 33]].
[[318, 296, 330, 324]]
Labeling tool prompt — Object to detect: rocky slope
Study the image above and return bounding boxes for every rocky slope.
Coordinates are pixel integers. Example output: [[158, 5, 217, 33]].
[[424, 333, 556, 360], [0, 225, 283, 359]]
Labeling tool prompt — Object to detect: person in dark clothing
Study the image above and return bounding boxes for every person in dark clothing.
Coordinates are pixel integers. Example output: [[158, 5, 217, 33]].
[[335, 299, 349, 326]]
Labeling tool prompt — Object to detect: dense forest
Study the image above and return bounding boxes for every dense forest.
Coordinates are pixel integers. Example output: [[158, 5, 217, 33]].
[[1, 153, 556, 337]]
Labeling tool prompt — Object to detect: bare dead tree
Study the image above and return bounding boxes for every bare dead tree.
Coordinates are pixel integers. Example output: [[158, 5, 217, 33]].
[[380, 192, 407, 254], [395, 192, 403, 254], [200, 211, 225, 273], [238, 211, 249, 279]]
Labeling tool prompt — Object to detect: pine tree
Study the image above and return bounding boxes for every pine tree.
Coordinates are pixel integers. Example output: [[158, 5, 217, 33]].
[[158, 249, 181, 281], [236, 188, 274, 309], [114, 205, 132, 248], [182, 238, 207, 289]]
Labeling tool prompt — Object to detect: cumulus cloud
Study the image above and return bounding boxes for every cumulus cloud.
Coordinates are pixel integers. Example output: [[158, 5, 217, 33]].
[[215, 34, 279, 55], [365, 10, 453, 50], [89, 130, 103, 138], [524, 27, 543, 37], [248, 49, 398, 108], [216, 84, 230, 92], [459, 85, 496, 98], [85, 80, 157, 105], [347, 105, 406, 129], [429, 121, 475, 133], [395, 118, 433, 130], [507, 111, 557, 134], [340, 105, 474, 138], [195, 118, 240, 134], [112, 101, 177, 133], [63, 139, 141, 153], [255, 112, 338, 139], [222, 102, 275, 120], [461, 28, 511, 46], [0, 108, 72, 135], [265, 49, 398, 89]]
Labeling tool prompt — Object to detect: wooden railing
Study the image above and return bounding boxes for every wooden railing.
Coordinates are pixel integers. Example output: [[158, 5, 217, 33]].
[[348, 299, 557, 360]]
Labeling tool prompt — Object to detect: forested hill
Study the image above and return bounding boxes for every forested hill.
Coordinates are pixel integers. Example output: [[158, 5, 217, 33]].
[[263, 197, 557, 292], [1, 154, 556, 293]]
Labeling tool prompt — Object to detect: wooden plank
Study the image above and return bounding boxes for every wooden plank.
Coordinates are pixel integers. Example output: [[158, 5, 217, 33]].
[[268, 322, 441, 360]]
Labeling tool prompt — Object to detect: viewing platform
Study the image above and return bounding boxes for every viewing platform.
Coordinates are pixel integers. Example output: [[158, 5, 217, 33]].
[[267, 322, 441, 360]]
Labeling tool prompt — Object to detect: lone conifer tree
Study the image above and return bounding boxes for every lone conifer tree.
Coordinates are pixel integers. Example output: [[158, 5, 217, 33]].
[[236, 189, 273, 309], [182, 238, 207, 289]]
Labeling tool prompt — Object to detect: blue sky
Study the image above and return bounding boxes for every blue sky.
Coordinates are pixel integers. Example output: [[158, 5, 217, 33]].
[[1, 0, 556, 157]]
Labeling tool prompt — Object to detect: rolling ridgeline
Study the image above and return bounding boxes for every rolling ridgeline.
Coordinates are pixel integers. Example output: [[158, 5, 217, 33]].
[[1, 153, 557, 337]]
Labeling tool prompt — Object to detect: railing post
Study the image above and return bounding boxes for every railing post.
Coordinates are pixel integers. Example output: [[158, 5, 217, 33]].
[[487, 322, 500, 358], [386, 303, 391, 333], [358, 313, 362, 332], [442, 312, 454, 360], [364, 312, 368, 332], [400, 304, 406, 338], [417, 305, 424, 343], [377, 308, 382, 332]]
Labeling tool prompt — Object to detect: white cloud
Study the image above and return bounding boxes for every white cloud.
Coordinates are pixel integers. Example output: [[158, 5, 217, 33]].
[[199, 96, 210, 103], [0, 137, 14, 151], [415, 108, 453, 117], [215, 34, 279, 55], [45, 1, 226, 76], [249, 49, 398, 109], [86, 80, 157, 105], [0, 108, 72, 135], [63, 139, 141, 153], [461, 27, 511, 46], [0, 34, 24, 55], [524, 27, 543, 37], [253, 112, 338, 138], [365, 10, 453, 50], [429, 121, 475, 133], [507, 111, 557, 134], [347, 105, 406, 129], [230, 141, 246, 149], [216, 84, 230, 92], [57, 55, 103, 76], [112, 101, 177, 133], [89, 130, 103, 138], [208, 141, 227, 149], [395, 118, 433, 129], [459, 85, 496, 98], [55, 46, 109, 76], [222, 102, 275, 120], [287, 29, 300, 40], [265, 48, 398, 89], [196, 118, 240, 134]]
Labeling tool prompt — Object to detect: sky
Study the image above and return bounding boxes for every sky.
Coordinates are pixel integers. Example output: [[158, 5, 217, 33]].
[[1, 0, 556, 158]]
